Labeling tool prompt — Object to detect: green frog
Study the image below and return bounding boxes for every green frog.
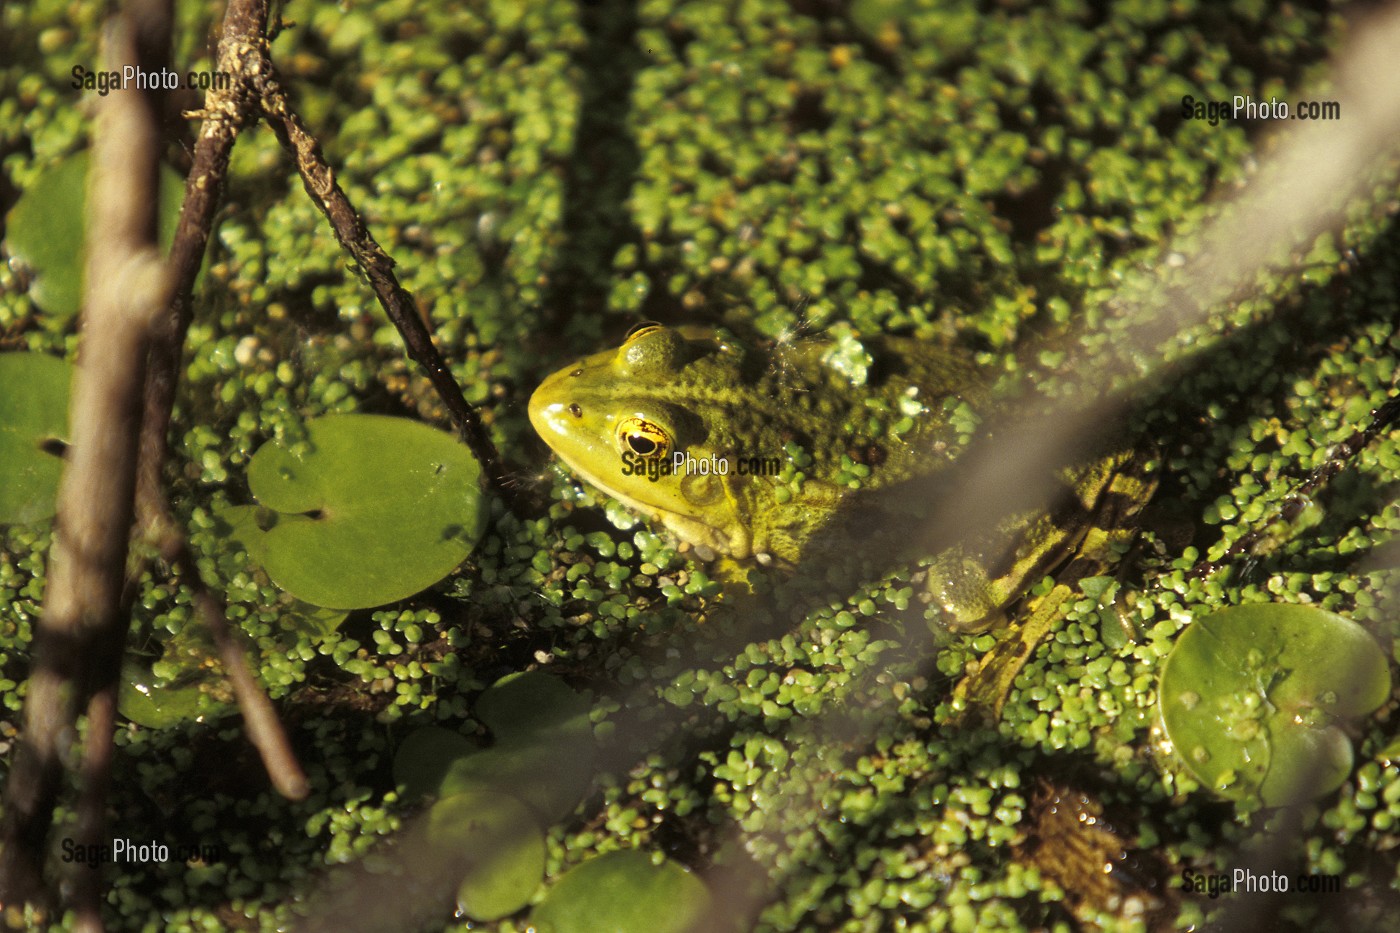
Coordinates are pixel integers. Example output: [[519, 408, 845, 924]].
[[528, 322, 1154, 635]]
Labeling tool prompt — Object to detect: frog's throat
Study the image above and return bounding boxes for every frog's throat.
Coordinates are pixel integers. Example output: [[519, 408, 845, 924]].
[[556, 455, 755, 560]]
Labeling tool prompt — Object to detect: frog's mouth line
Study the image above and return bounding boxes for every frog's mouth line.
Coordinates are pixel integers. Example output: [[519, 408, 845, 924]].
[[529, 386, 749, 559], [554, 450, 743, 558], [557, 450, 682, 517]]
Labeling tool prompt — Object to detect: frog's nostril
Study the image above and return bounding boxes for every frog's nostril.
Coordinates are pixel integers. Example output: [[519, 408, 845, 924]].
[[570, 369, 583, 377], [568, 403, 583, 418]]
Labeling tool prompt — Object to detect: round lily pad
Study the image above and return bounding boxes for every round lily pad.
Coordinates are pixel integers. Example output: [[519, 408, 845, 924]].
[[1158, 604, 1391, 806], [118, 663, 227, 730], [244, 414, 484, 609], [0, 352, 72, 524], [530, 850, 713, 933], [208, 503, 273, 570], [440, 737, 597, 825], [426, 787, 546, 922], [4, 151, 189, 318], [118, 680, 190, 730], [208, 503, 351, 638]]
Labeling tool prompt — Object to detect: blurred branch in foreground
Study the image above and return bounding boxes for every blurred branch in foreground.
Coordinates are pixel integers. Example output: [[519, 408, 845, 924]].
[[0, 5, 173, 928]]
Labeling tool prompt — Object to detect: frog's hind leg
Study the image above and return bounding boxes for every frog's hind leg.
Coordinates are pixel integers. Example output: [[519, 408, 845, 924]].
[[952, 454, 1159, 723], [951, 582, 1077, 723]]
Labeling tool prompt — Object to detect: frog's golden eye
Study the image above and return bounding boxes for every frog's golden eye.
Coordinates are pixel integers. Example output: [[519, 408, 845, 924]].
[[616, 416, 671, 460], [624, 321, 664, 345]]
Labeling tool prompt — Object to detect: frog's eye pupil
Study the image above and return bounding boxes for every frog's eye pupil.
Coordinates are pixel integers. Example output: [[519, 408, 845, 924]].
[[615, 416, 671, 460], [568, 403, 583, 418]]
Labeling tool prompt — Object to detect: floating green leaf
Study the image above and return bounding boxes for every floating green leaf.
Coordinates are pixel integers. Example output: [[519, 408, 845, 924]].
[[4, 151, 189, 318], [1159, 603, 1391, 806], [426, 787, 546, 922], [474, 670, 593, 741], [530, 850, 713, 933], [0, 353, 72, 524], [209, 503, 273, 570], [243, 414, 484, 609], [393, 726, 478, 800], [210, 502, 351, 635], [387, 675, 596, 925], [118, 663, 227, 731], [440, 672, 596, 823], [394, 673, 596, 825]]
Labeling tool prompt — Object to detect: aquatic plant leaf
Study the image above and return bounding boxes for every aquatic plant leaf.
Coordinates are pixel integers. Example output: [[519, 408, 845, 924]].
[[5, 151, 188, 318], [395, 673, 596, 824], [530, 850, 712, 933], [474, 670, 593, 741], [1159, 603, 1390, 806], [442, 672, 596, 823], [244, 414, 483, 609], [117, 663, 229, 730], [426, 787, 546, 921], [393, 726, 478, 800], [439, 738, 596, 826], [0, 353, 71, 524]]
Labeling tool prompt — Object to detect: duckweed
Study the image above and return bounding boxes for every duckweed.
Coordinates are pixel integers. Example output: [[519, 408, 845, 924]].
[[2, 0, 1398, 930]]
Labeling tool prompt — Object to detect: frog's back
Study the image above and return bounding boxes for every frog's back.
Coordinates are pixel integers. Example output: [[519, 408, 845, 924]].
[[740, 332, 982, 489]]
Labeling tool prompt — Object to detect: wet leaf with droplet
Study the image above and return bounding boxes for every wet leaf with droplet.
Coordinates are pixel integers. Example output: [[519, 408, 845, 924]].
[[243, 414, 484, 609], [1159, 603, 1390, 805]]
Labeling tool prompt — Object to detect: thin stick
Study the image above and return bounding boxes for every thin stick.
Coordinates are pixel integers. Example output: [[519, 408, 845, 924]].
[[129, 0, 312, 808], [256, 79, 513, 497], [1188, 394, 1400, 579], [139, 0, 513, 505], [136, 0, 262, 528]]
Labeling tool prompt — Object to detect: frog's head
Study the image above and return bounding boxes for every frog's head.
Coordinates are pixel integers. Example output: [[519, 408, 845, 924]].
[[528, 324, 755, 559]]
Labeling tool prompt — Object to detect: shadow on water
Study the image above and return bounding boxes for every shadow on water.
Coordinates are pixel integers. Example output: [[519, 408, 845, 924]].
[[541, 0, 646, 334]]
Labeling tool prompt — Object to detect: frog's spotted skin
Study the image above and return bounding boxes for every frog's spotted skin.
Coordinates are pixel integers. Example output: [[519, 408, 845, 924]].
[[529, 323, 1154, 628], [529, 324, 977, 567]]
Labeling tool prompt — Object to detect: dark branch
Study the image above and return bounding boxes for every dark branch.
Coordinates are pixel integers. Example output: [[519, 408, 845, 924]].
[[256, 78, 514, 498]]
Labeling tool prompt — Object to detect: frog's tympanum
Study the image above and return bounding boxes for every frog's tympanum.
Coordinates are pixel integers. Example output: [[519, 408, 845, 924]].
[[529, 323, 1152, 630]]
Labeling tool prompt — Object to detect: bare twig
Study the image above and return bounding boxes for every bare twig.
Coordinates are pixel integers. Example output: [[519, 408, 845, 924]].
[[130, 0, 310, 808], [257, 86, 513, 496], [136, 0, 263, 524], [131, 0, 516, 807], [138, 0, 513, 506]]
